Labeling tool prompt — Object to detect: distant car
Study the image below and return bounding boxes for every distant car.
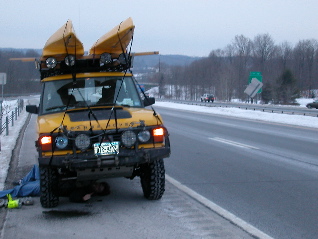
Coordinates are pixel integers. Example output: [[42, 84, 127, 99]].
[[200, 94, 215, 103], [306, 100, 318, 109]]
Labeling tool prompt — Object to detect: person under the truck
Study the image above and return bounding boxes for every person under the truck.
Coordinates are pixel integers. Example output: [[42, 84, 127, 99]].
[[0, 165, 110, 203]]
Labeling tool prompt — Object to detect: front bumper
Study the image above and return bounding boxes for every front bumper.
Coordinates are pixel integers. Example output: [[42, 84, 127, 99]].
[[38, 146, 170, 169]]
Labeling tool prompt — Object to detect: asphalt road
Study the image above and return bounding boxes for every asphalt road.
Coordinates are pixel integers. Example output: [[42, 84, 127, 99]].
[[0, 102, 255, 238], [155, 106, 318, 239]]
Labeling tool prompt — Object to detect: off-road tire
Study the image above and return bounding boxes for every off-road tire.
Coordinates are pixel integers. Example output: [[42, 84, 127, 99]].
[[140, 158, 165, 200], [40, 166, 59, 208]]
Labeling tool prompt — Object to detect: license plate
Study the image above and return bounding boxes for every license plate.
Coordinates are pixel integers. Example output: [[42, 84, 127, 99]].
[[94, 142, 119, 156]]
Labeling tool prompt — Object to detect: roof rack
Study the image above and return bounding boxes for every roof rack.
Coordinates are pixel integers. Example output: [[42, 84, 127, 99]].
[[38, 53, 132, 79]]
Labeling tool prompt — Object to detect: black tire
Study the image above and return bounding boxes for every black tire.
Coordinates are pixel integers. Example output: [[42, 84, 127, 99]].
[[307, 105, 312, 109], [40, 167, 59, 208], [140, 158, 165, 200]]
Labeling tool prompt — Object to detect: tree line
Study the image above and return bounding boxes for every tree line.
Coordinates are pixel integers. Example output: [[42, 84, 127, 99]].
[[1, 33, 318, 104], [0, 49, 41, 96], [152, 34, 318, 104]]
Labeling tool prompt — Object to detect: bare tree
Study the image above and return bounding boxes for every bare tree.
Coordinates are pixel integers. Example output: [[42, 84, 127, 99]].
[[293, 39, 318, 90], [252, 33, 275, 74], [232, 35, 253, 98]]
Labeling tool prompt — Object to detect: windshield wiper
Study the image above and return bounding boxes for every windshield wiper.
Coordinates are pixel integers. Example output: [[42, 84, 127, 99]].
[[46, 104, 77, 111]]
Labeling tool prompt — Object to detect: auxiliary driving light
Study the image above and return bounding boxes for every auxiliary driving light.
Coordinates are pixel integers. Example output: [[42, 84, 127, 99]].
[[55, 135, 68, 149], [46, 57, 57, 68], [75, 134, 91, 151], [118, 53, 129, 65], [65, 55, 75, 66], [121, 130, 136, 147], [100, 52, 112, 66]]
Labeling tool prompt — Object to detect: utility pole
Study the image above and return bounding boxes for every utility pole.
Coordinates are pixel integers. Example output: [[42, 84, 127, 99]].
[[0, 73, 6, 151]]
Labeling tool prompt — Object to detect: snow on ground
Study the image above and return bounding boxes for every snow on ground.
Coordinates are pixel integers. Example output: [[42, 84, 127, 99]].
[[0, 100, 28, 190], [155, 99, 318, 129], [0, 98, 317, 190]]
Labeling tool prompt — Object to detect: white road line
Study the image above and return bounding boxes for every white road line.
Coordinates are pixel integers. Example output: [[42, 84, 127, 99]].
[[166, 174, 274, 239], [209, 137, 259, 150]]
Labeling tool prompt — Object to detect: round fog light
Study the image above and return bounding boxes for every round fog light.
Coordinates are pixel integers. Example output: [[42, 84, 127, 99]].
[[46, 57, 57, 68], [75, 134, 91, 151], [138, 130, 150, 143], [65, 55, 75, 66], [118, 53, 129, 65], [100, 52, 112, 66], [121, 130, 136, 147]]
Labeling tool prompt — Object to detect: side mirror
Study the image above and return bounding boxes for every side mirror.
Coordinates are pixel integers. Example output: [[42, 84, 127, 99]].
[[144, 97, 155, 107], [26, 105, 39, 114]]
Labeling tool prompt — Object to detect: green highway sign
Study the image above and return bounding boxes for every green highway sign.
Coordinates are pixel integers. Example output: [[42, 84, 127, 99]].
[[249, 72, 262, 93]]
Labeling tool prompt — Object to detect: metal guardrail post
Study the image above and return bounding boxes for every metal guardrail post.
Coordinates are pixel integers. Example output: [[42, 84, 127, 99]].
[[6, 116, 9, 136], [11, 111, 14, 127]]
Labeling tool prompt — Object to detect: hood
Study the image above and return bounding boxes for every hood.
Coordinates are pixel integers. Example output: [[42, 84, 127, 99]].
[[37, 107, 163, 133]]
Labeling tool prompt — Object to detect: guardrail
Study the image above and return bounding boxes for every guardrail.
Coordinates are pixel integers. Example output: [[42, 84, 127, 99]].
[[0, 99, 24, 136]]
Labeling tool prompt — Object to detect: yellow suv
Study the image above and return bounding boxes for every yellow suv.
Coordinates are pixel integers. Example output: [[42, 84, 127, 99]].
[[26, 18, 170, 208]]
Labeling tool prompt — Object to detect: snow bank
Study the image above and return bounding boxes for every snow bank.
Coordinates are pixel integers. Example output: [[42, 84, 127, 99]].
[[154, 100, 318, 129]]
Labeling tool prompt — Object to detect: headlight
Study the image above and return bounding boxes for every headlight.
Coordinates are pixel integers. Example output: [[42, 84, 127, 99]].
[[65, 55, 75, 66], [46, 57, 57, 68], [100, 52, 112, 66], [55, 135, 68, 149], [138, 130, 151, 143], [75, 134, 91, 151], [121, 130, 136, 147]]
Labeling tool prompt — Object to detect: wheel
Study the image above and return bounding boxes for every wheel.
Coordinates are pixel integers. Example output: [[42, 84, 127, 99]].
[[307, 105, 312, 109], [140, 158, 165, 200], [40, 166, 59, 208]]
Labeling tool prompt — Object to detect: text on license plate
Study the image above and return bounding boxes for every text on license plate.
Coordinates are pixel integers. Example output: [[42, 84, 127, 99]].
[[94, 142, 119, 156]]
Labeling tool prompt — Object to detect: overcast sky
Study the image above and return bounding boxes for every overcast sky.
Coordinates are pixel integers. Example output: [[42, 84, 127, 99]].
[[1, 0, 317, 57]]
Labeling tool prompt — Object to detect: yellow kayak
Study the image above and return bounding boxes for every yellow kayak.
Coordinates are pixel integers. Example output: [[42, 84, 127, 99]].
[[42, 20, 84, 57], [89, 17, 135, 55]]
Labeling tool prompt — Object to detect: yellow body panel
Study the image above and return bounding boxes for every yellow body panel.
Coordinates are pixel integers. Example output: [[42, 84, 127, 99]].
[[42, 20, 84, 57], [89, 17, 135, 55]]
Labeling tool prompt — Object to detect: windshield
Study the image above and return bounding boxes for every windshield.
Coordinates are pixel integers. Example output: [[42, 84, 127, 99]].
[[40, 76, 142, 114]]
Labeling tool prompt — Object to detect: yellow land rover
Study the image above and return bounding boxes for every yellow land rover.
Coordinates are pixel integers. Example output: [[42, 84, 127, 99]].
[[26, 19, 170, 208]]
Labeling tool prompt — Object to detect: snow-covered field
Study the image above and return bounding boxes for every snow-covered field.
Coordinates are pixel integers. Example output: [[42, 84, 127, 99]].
[[0, 98, 317, 190]]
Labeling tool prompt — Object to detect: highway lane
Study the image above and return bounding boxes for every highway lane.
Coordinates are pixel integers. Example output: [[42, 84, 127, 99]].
[[156, 106, 318, 239]]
